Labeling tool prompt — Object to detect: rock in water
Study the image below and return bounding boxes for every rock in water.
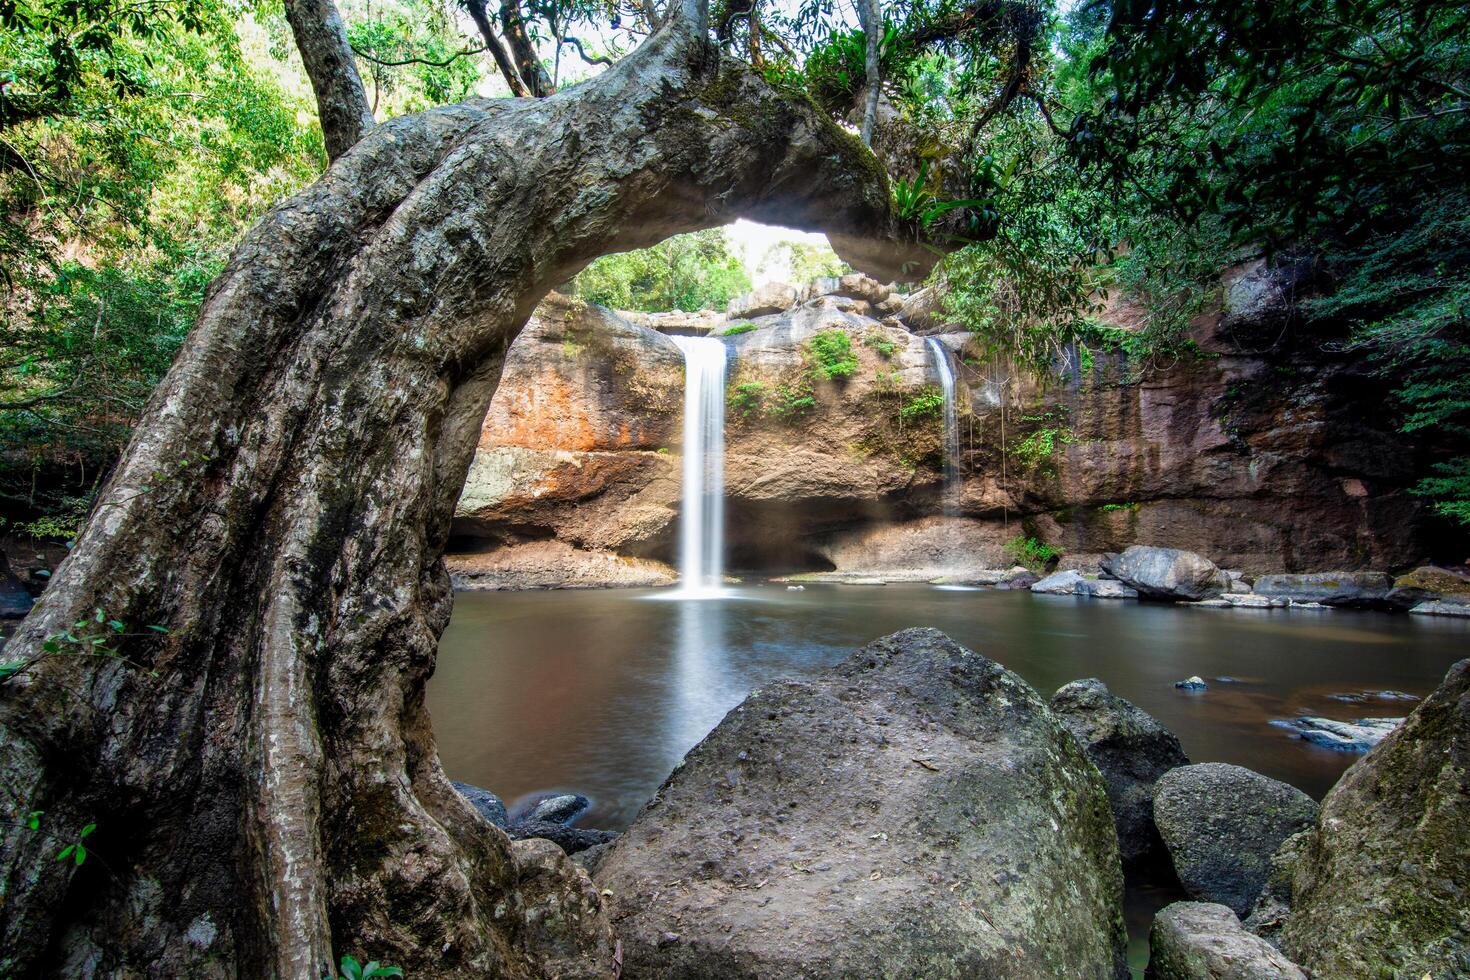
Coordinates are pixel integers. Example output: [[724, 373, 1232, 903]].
[[1154, 763, 1318, 915], [1384, 564, 1470, 610], [595, 628, 1128, 979], [1280, 658, 1470, 978], [1051, 678, 1190, 866], [1101, 547, 1229, 601], [1270, 715, 1402, 752], [1250, 571, 1391, 608], [1146, 902, 1307, 979], [451, 780, 509, 828], [1174, 676, 1208, 691], [1031, 569, 1088, 595], [509, 791, 592, 826]]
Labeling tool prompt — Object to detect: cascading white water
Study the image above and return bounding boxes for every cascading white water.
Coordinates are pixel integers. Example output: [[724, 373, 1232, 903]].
[[926, 337, 961, 515], [672, 336, 728, 595]]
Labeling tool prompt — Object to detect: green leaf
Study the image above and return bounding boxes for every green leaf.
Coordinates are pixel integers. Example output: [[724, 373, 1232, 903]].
[[80, 823, 96, 838]]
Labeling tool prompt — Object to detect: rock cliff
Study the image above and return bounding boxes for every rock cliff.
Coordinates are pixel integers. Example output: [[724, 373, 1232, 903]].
[[448, 267, 1452, 587]]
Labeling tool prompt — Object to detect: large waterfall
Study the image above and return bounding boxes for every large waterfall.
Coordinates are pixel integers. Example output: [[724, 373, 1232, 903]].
[[671, 336, 728, 595], [926, 338, 961, 515]]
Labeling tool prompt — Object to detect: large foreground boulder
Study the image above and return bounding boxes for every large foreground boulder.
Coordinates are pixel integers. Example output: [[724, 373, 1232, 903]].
[[1280, 658, 1470, 978], [1251, 571, 1391, 608], [595, 628, 1128, 978], [1154, 764, 1318, 915], [1147, 902, 1307, 979], [1101, 547, 1229, 601], [1050, 679, 1190, 865]]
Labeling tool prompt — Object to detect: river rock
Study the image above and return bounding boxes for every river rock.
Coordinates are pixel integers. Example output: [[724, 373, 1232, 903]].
[[1409, 599, 1470, 617], [1270, 715, 1402, 752], [1031, 569, 1088, 595], [1051, 678, 1190, 865], [508, 821, 618, 856], [1085, 578, 1140, 600], [594, 627, 1129, 979], [1154, 763, 1318, 915], [451, 780, 509, 828], [1280, 658, 1470, 978], [509, 792, 593, 826], [1146, 902, 1307, 979], [1174, 676, 1207, 691], [1250, 571, 1391, 608], [1384, 564, 1470, 609], [1101, 547, 1229, 601]]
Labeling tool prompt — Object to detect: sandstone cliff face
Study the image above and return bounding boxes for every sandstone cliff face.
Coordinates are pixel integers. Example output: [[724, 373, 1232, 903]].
[[449, 268, 1444, 587]]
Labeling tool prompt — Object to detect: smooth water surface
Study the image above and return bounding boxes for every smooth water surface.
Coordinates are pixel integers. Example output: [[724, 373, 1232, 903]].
[[430, 584, 1467, 828]]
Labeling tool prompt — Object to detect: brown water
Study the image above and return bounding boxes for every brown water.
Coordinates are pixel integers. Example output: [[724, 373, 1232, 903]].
[[429, 584, 1467, 971]]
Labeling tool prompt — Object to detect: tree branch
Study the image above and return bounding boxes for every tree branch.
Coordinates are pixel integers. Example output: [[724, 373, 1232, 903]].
[[558, 34, 616, 67], [350, 42, 488, 68], [460, 0, 532, 96], [282, 0, 376, 162], [500, 0, 556, 96], [857, 0, 883, 146]]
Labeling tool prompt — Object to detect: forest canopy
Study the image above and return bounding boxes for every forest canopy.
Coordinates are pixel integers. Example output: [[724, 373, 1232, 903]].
[[1, 0, 1467, 528]]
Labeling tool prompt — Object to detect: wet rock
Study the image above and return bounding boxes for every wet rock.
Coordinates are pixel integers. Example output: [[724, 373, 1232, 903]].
[[1031, 569, 1088, 595], [1242, 829, 1310, 946], [507, 792, 592, 826], [1325, 690, 1418, 704], [1174, 677, 1208, 691], [451, 780, 509, 828], [1102, 547, 1229, 602], [1147, 902, 1307, 979], [1154, 763, 1318, 916], [595, 628, 1129, 979], [1280, 658, 1470, 978], [1085, 578, 1140, 600], [1219, 593, 1284, 609], [1270, 716, 1402, 752], [1384, 564, 1470, 610], [1251, 571, 1391, 608], [1409, 599, 1470, 617], [1051, 678, 1190, 865], [508, 821, 618, 856]]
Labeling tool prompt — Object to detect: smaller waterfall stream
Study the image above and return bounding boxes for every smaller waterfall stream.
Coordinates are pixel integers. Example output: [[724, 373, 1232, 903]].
[[926, 338, 961, 515], [672, 336, 728, 595]]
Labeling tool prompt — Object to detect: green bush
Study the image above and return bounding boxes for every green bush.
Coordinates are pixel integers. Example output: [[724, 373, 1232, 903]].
[[898, 388, 946, 424], [722, 322, 758, 336], [1006, 535, 1062, 570], [766, 383, 816, 420], [1010, 414, 1074, 470], [805, 329, 858, 381], [864, 331, 899, 357]]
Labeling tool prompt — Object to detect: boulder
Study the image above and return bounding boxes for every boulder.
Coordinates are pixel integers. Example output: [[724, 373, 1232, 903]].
[[727, 281, 799, 318], [1146, 902, 1307, 979], [595, 628, 1129, 979], [1250, 571, 1391, 608], [1154, 763, 1318, 915], [1084, 578, 1140, 600], [1031, 569, 1088, 595], [1174, 677, 1207, 691], [1050, 678, 1190, 865], [1384, 564, 1470, 610], [451, 780, 509, 828], [508, 821, 618, 856], [1280, 658, 1470, 978], [1101, 547, 1229, 601]]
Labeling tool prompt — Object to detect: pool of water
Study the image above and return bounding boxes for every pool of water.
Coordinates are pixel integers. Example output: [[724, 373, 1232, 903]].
[[428, 584, 1467, 971]]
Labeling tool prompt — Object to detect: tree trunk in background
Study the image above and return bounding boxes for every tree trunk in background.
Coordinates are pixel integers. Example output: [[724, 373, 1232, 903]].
[[858, 0, 883, 146], [463, 0, 533, 97], [0, 5, 929, 975], [283, 0, 376, 160], [500, 0, 557, 96]]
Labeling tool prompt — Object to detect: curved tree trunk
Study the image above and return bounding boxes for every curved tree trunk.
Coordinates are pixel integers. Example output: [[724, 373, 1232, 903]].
[[0, 8, 927, 977]]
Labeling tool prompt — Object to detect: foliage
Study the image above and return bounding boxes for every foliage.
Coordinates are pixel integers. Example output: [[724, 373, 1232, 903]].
[[343, 0, 484, 115], [727, 380, 767, 418], [765, 382, 815, 421], [1413, 459, 1470, 527], [864, 331, 898, 357], [0, 605, 166, 685], [1010, 413, 1073, 471], [898, 388, 945, 424], [325, 956, 403, 980], [571, 230, 751, 312], [804, 329, 858, 381], [757, 240, 848, 285], [1006, 534, 1061, 570], [721, 322, 758, 336]]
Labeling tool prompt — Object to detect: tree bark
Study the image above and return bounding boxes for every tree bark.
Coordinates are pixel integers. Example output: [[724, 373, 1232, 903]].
[[462, 0, 533, 98], [283, 0, 377, 161], [857, 0, 883, 146], [499, 0, 556, 96], [0, 9, 931, 978]]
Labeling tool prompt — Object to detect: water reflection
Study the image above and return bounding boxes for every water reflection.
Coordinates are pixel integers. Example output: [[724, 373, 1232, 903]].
[[429, 585, 1468, 829]]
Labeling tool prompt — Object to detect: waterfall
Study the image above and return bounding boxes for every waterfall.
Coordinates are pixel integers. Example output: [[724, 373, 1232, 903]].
[[671, 336, 728, 595], [926, 338, 961, 515]]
